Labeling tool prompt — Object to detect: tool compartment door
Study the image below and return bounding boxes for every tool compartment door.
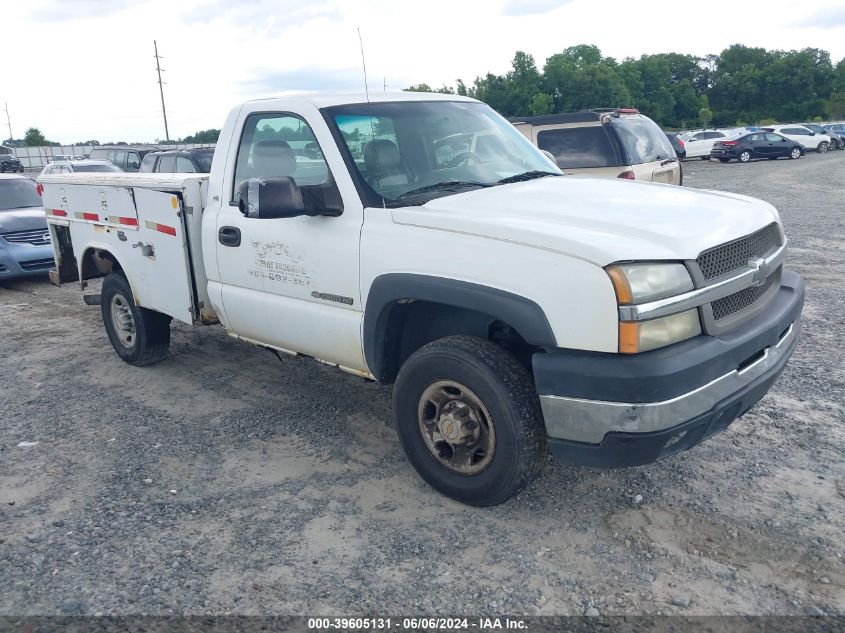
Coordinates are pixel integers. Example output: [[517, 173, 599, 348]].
[[130, 187, 196, 324]]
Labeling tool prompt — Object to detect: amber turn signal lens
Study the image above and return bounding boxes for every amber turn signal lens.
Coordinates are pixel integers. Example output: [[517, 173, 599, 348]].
[[606, 266, 634, 304], [619, 321, 640, 354]]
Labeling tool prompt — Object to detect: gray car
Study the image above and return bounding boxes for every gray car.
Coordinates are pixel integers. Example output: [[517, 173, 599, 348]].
[[0, 174, 54, 280]]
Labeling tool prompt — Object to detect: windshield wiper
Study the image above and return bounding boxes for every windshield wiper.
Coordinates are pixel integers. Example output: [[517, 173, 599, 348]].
[[397, 181, 493, 199], [497, 170, 561, 184]]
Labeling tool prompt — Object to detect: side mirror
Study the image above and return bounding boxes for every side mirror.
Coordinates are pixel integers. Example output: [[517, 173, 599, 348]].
[[809, 131, 816, 136], [238, 177, 307, 219], [237, 177, 343, 219], [687, 137, 696, 142]]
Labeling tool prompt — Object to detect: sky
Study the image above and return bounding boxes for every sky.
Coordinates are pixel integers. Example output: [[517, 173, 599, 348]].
[[2, 0, 844, 144]]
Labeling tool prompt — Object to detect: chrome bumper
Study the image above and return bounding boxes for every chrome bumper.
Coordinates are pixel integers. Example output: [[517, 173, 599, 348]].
[[539, 322, 796, 444]]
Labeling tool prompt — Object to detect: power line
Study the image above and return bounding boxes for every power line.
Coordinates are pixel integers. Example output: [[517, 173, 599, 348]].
[[154, 40, 170, 142]]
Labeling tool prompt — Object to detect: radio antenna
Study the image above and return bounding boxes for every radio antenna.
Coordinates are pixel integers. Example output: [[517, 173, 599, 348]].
[[357, 27, 370, 102]]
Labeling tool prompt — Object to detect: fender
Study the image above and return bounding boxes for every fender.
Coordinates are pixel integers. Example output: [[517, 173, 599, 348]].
[[363, 273, 556, 381]]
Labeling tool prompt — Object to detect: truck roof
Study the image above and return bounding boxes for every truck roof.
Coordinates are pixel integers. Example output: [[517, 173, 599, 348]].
[[242, 91, 478, 108]]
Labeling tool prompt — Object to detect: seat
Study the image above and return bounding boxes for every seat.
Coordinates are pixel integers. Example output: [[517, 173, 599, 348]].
[[250, 140, 297, 180], [363, 139, 408, 188]]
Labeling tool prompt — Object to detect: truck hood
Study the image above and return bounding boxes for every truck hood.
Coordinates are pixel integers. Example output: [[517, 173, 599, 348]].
[[392, 178, 780, 266], [0, 207, 48, 234]]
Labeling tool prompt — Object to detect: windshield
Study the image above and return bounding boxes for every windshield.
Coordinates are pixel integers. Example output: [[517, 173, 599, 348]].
[[613, 116, 677, 164], [0, 178, 42, 211], [73, 164, 122, 173], [325, 101, 559, 206]]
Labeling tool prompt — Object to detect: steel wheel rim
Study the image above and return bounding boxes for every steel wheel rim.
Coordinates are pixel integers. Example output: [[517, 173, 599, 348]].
[[110, 293, 136, 348], [791, 148, 800, 159], [740, 151, 750, 162], [417, 380, 496, 476]]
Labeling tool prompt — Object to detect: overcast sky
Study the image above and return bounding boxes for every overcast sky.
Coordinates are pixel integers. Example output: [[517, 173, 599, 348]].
[[2, 0, 843, 144]]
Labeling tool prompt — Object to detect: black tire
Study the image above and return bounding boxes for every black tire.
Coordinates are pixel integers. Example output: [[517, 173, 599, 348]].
[[739, 150, 752, 163], [817, 141, 828, 153], [718, 158, 730, 163], [700, 156, 709, 161], [101, 272, 171, 366], [789, 147, 802, 160], [393, 336, 547, 506]]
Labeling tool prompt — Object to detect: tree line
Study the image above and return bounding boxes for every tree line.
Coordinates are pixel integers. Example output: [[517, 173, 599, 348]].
[[407, 44, 845, 128], [3, 128, 221, 148]]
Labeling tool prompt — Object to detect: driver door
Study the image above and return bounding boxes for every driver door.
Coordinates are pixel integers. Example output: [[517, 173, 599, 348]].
[[214, 110, 367, 372]]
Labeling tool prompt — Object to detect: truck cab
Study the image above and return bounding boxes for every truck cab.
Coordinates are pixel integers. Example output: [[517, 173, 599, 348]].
[[40, 92, 804, 506]]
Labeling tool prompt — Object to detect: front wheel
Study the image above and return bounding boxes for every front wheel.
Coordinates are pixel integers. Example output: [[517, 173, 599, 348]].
[[101, 272, 171, 366], [718, 157, 730, 163], [789, 147, 802, 160], [739, 150, 752, 163], [817, 142, 828, 153], [393, 336, 547, 506]]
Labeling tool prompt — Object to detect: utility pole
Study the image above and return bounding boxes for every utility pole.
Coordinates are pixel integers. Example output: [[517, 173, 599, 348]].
[[153, 40, 170, 142], [3, 102, 12, 142]]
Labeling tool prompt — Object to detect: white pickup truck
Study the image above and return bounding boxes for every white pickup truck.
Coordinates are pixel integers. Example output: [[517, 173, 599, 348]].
[[40, 92, 804, 506]]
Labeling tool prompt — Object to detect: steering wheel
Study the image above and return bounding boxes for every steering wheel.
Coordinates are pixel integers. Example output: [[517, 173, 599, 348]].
[[445, 151, 482, 168]]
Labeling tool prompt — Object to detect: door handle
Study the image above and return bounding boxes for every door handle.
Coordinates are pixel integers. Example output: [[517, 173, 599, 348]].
[[218, 226, 241, 247]]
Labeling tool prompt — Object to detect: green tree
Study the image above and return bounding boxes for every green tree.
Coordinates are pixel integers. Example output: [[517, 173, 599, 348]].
[[827, 92, 845, 118], [405, 83, 455, 94], [24, 127, 47, 146], [182, 129, 220, 143], [529, 93, 554, 115]]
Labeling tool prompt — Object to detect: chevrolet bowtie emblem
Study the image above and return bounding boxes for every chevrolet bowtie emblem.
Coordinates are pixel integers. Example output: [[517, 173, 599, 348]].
[[748, 257, 768, 287]]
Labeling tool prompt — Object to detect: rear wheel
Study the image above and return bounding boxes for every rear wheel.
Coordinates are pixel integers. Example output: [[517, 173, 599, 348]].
[[789, 147, 802, 160], [718, 158, 730, 163], [817, 141, 829, 153], [393, 336, 547, 506], [101, 272, 171, 366], [739, 150, 752, 163], [700, 156, 709, 161]]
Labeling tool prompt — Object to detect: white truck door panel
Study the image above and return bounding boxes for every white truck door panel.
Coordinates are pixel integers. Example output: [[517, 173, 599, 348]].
[[212, 107, 366, 372]]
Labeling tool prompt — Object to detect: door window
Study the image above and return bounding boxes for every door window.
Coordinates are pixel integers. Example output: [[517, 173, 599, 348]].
[[537, 126, 620, 168], [139, 153, 158, 172], [765, 133, 785, 143], [127, 152, 141, 170], [175, 157, 197, 173], [232, 113, 329, 201], [158, 155, 177, 172]]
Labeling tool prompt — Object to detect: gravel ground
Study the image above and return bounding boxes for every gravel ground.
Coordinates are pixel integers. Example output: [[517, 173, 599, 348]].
[[1, 151, 843, 618]]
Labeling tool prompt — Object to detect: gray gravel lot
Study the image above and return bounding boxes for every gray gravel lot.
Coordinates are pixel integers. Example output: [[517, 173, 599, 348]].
[[1, 152, 843, 617]]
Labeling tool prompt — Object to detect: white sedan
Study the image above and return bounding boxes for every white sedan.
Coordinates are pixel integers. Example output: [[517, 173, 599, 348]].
[[681, 130, 730, 159], [762, 125, 831, 153]]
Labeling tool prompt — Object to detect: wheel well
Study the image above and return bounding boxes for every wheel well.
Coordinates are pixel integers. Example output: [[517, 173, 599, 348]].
[[80, 247, 123, 282], [375, 300, 540, 384]]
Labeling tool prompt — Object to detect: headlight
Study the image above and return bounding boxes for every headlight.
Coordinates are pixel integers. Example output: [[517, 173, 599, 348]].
[[606, 263, 694, 304], [619, 310, 702, 353], [607, 263, 701, 353]]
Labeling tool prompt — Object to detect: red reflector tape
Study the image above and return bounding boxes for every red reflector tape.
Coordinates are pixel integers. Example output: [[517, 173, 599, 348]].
[[144, 220, 176, 236], [82, 212, 99, 221], [119, 217, 139, 226], [51, 209, 67, 217]]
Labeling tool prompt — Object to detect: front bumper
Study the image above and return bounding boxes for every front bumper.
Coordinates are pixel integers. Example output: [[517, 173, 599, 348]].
[[0, 243, 55, 279], [533, 270, 804, 468]]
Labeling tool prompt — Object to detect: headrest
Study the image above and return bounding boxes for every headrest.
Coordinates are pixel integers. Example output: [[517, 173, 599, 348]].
[[364, 138, 402, 174], [252, 139, 296, 178]]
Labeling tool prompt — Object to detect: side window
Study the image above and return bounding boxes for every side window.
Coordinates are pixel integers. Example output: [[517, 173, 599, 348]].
[[766, 133, 784, 143], [232, 113, 330, 201], [175, 157, 197, 173], [139, 153, 157, 172], [127, 152, 141, 170], [158, 155, 177, 173], [747, 134, 764, 142], [537, 126, 620, 169], [111, 150, 127, 168]]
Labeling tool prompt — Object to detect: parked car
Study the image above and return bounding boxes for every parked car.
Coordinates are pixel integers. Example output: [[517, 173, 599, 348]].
[[817, 124, 845, 150], [139, 148, 215, 173], [761, 125, 831, 153], [88, 146, 160, 172], [0, 154, 24, 173], [681, 129, 730, 159], [0, 174, 54, 279], [710, 132, 804, 162], [511, 108, 682, 184], [40, 92, 803, 506], [39, 160, 123, 177], [664, 132, 686, 159]]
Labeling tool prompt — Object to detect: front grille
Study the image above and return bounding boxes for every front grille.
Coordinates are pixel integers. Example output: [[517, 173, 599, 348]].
[[19, 257, 55, 271], [696, 223, 781, 281], [2, 229, 52, 247], [712, 267, 781, 320]]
